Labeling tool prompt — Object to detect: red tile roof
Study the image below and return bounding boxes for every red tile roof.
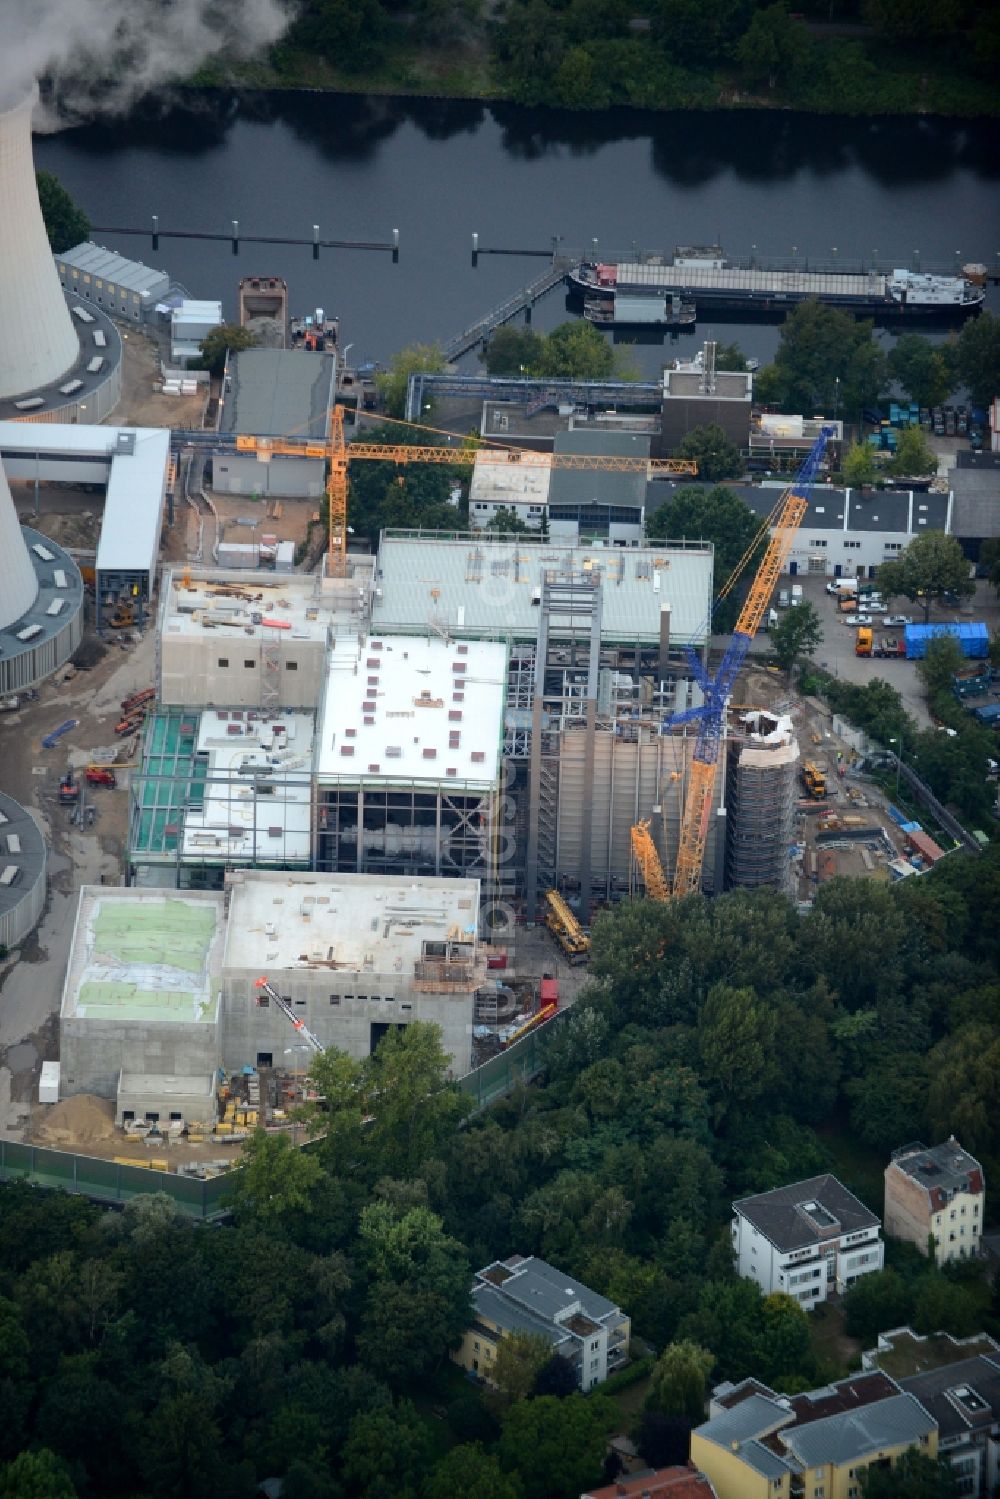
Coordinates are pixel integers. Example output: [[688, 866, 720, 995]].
[[582, 1466, 718, 1499]]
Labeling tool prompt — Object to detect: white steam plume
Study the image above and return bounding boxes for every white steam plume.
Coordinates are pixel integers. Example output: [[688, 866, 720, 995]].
[[0, 0, 296, 128]]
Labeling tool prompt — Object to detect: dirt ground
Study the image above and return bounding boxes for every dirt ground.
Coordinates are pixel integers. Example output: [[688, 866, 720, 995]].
[[114, 326, 207, 429]]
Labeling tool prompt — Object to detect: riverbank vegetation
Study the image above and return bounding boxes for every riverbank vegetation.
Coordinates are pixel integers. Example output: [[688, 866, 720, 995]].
[[214, 0, 1000, 116], [2, 847, 999, 1496]]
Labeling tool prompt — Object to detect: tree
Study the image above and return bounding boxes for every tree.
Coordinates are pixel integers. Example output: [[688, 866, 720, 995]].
[[227, 1131, 324, 1224], [842, 1269, 913, 1344], [645, 484, 764, 631], [697, 983, 778, 1127], [736, 5, 813, 90], [926, 1024, 1000, 1159], [492, 1332, 555, 1403], [842, 441, 877, 487], [378, 343, 446, 419], [485, 505, 532, 536], [859, 1447, 957, 1498], [672, 424, 743, 481], [533, 321, 616, 381], [980, 538, 1000, 596], [647, 1340, 714, 1422], [760, 301, 888, 418], [342, 1400, 431, 1497], [877, 532, 974, 620], [714, 341, 750, 372], [632, 1410, 692, 1468], [0, 1451, 77, 1499], [198, 322, 258, 376], [887, 333, 955, 410], [916, 635, 964, 699], [35, 172, 89, 254], [498, 1393, 618, 1499], [533, 1353, 580, 1399], [484, 326, 545, 377], [770, 600, 823, 678], [424, 1444, 523, 1499], [887, 426, 938, 479], [757, 1293, 814, 1386], [956, 310, 1000, 408]]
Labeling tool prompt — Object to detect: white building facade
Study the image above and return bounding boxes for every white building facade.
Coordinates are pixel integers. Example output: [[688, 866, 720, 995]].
[[732, 1174, 885, 1304]]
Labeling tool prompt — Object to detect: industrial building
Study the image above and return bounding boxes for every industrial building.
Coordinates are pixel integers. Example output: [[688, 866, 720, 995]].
[[660, 344, 754, 450], [170, 299, 222, 364], [314, 633, 508, 882], [0, 456, 85, 695], [220, 869, 486, 1074], [724, 712, 799, 890], [156, 566, 371, 710], [215, 349, 336, 498], [0, 792, 46, 951], [59, 888, 226, 1099], [54, 241, 171, 325]]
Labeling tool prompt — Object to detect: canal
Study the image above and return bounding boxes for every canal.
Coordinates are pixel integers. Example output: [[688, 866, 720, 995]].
[[33, 94, 1000, 375]]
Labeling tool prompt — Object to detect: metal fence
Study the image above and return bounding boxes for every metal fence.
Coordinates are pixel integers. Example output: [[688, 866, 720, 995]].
[[0, 1139, 233, 1219], [457, 1011, 567, 1114]]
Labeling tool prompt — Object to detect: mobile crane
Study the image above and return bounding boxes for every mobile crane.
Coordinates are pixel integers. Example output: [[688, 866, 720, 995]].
[[660, 427, 835, 898], [543, 889, 591, 964], [630, 817, 670, 901], [254, 976, 324, 1054], [235, 407, 698, 577]]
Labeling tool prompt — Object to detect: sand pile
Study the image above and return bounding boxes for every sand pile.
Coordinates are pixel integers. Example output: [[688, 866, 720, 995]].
[[33, 1093, 115, 1146]]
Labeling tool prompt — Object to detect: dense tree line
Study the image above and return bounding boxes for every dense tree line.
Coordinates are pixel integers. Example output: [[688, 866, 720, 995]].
[[2, 849, 999, 1495]]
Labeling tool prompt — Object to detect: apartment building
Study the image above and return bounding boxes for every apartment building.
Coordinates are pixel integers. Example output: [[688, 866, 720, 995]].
[[884, 1139, 985, 1265], [452, 1254, 630, 1393], [692, 1372, 938, 1499], [732, 1175, 884, 1304]]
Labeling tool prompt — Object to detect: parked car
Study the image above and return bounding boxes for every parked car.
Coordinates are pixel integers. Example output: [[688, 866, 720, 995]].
[[883, 614, 911, 628], [957, 407, 968, 435], [845, 614, 873, 627], [866, 601, 888, 614], [919, 408, 931, 429], [970, 428, 984, 452], [945, 408, 957, 435]]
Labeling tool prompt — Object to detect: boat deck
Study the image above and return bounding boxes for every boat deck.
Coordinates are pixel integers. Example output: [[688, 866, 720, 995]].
[[613, 263, 886, 298]]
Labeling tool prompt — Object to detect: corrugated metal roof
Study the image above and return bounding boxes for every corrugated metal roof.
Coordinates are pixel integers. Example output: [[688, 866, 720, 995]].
[[56, 242, 169, 299], [784, 1392, 935, 1468], [373, 533, 713, 645], [219, 349, 335, 439]]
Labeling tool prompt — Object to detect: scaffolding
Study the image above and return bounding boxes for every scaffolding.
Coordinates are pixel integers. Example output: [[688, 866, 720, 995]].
[[725, 733, 799, 890]]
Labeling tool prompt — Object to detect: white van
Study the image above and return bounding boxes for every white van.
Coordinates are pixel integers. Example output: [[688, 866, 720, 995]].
[[791, 584, 803, 607], [778, 589, 790, 609], [766, 608, 779, 629]]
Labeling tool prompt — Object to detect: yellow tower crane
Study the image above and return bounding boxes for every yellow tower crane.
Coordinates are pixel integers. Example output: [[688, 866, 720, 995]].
[[236, 406, 698, 576], [630, 818, 670, 901]]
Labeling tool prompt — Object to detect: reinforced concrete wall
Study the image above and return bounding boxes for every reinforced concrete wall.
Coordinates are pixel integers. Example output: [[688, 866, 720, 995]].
[[556, 728, 725, 898], [158, 633, 329, 709], [220, 968, 474, 1076], [60, 1015, 221, 1100]]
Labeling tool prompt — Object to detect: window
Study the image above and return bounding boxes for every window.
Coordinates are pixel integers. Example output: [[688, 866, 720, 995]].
[[590, 1359, 599, 1371], [358, 996, 368, 1003], [145, 1112, 159, 1122], [330, 994, 340, 1005], [244, 658, 256, 669], [843, 540, 861, 549], [401, 1002, 412, 1011], [257, 1052, 273, 1068], [285, 661, 298, 672], [218, 657, 230, 667], [169, 1111, 182, 1122], [474, 1340, 480, 1351]]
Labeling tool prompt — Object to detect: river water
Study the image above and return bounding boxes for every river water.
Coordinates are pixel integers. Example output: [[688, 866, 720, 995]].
[[33, 93, 1000, 375]]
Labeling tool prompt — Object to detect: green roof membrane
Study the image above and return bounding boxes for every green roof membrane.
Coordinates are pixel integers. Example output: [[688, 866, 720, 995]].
[[92, 898, 215, 975]]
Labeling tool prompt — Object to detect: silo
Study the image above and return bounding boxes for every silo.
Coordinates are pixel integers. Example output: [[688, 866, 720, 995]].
[[0, 89, 79, 399]]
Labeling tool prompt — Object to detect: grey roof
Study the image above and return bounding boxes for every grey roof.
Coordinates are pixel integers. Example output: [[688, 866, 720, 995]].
[[889, 1139, 984, 1197], [783, 1392, 935, 1468], [221, 350, 335, 439], [697, 1393, 792, 1449], [734, 1174, 880, 1252], [373, 533, 714, 645], [55, 242, 169, 299], [484, 1255, 621, 1324], [471, 1282, 567, 1348], [739, 1439, 795, 1479], [949, 464, 1000, 539], [549, 430, 649, 514], [900, 1356, 1000, 1438], [708, 482, 948, 537], [0, 792, 46, 925]]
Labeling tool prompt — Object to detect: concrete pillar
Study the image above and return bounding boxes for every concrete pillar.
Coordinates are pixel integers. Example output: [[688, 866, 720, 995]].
[[658, 604, 672, 679]]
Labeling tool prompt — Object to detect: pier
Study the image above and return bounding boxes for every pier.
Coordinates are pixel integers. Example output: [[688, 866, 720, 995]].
[[441, 255, 579, 362]]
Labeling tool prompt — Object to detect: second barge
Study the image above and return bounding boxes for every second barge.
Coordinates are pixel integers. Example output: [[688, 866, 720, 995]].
[[568, 247, 986, 323]]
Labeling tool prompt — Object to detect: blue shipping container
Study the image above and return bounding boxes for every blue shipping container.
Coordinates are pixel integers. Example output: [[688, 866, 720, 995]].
[[904, 622, 989, 661]]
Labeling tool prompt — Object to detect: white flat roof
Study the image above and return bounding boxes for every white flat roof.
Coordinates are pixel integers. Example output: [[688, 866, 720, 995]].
[[223, 869, 480, 975], [181, 710, 314, 864], [0, 423, 170, 577], [118, 1072, 215, 1097], [316, 634, 507, 790], [172, 300, 222, 322], [470, 457, 550, 505], [161, 566, 371, 643]]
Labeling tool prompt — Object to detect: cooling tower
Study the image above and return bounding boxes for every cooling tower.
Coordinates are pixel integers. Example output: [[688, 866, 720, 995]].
[[0, 458, 38, 628], [0, 90, 80, 400]]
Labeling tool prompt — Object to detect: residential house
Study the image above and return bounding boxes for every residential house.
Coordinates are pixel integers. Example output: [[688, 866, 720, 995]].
[[581, 1467, 719, 1499], [732, 1175, 884, 1304], [863, 1327, 1000, 1499], [884, 1139, 985, 1265], [691, 1371, 938, 1499], [452, 1254, 630, 1393]]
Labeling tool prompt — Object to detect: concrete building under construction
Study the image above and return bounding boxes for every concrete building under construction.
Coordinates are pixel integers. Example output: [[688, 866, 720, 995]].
[[724, 710, 800, 890]]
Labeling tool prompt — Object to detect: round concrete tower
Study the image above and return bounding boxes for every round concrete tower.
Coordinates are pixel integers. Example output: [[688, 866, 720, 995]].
[[0, 90, 80, 399], [0, 458, 38, 628]]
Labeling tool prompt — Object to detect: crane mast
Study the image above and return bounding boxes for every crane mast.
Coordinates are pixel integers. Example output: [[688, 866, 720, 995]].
[[666, 427, 835, 898], [254, 976, 325, 1054]]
